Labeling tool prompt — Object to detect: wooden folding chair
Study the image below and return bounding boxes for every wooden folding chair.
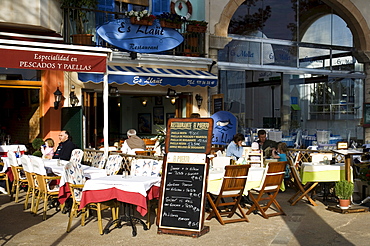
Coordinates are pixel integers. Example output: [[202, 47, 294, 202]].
[[288, 154, 318, 206], [246, 161, 287, 219], [206, 164, 250, 225]]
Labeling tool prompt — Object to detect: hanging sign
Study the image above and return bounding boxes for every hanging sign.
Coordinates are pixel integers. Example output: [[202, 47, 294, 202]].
[[97, 19, 184, 53]]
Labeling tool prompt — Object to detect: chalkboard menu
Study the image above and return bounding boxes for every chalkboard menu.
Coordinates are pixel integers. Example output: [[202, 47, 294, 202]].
[[165, 118, 213, 154], [158, 161, 206, 231], [211, 94, 224, 114]]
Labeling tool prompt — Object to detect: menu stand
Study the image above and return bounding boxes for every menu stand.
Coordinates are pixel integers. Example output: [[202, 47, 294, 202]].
[[103, 203, 148, 237]]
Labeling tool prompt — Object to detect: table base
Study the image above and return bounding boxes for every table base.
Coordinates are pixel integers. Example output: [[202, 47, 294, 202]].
[[327, 205, 369, 214], [157, 226, 210, 238], [103, 203, 148, 237]]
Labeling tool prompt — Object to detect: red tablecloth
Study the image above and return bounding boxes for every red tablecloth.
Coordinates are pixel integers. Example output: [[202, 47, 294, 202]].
[[58, 183, 71, 204], [79, 185, 160, 216]]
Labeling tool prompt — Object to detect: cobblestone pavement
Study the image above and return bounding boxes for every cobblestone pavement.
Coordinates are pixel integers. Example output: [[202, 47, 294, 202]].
[[1, 187, 370, 246]]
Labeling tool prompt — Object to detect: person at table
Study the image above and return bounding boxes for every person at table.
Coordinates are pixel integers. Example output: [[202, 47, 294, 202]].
[[121, 129, 146, 155], [256, 129, 278, 157], [271, 142, 291, 185], [226, 133, 245, 161], [53, 131, 77, 161], [41, 138, 55, 159]]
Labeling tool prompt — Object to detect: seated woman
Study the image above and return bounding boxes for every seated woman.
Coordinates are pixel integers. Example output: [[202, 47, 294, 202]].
[[226, 133, 245, 161], [41, 138, 54, 159]]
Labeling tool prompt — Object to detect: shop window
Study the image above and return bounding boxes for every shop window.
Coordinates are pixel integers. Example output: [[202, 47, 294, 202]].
[[308, 78, 357, 120]]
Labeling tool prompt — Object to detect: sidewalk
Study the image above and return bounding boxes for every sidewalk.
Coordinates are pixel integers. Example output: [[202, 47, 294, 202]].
[[1, 188, 370, 246]]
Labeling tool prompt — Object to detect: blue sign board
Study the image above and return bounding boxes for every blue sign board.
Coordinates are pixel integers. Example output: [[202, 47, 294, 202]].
[[96, 19, 184, 53], [211, 111, 237, 145]]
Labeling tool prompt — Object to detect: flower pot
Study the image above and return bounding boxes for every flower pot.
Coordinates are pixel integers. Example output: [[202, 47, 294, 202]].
[[71, 34, 94, 45], [186, 25, 207, 33], [339, 199, 351, 209], [160, 20, 182, 29], [130, 17, 153, 26]]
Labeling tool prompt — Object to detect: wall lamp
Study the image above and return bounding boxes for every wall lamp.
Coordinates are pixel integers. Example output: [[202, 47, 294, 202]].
[[166, 88, 177, 98], [69, 91, 79, 107], [54, 87, 63, 110], [109, 86, 120, 97], [195, 94, 203, 109], [141, 99, 148, 107], [170, 97, 176, 105]]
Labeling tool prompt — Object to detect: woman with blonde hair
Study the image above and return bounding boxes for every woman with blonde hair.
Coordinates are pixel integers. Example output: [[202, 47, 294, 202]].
[[41, 138, 55, 159]]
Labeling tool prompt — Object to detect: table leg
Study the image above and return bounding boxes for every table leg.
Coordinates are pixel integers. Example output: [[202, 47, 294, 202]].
[[344, 155, 351, 182], [103, 202, 148, 237]]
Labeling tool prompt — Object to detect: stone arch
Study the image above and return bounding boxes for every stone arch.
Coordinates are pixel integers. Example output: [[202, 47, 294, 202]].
[[215, 0, 370, 59]]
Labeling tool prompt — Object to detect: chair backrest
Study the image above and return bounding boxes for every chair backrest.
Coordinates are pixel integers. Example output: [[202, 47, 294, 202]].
[[131, 159, 163, 177], [63, 162, 85, 185], [70, 149, 84, 164], [7, 151, 19, 167], [259, 161, 287, 190], [30, 157, 47, 176], [288, 155, 302, 183], [20, 155, 35, 188], [20, 155, 33, 173], [105, 155, 123, 176], [212, 157, 231, 170], [63, 162, 85, 199], [220, 164, 250, 193], [91, 152, 106, 169]]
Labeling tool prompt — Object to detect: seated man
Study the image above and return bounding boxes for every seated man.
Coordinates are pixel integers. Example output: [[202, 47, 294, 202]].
[[53, 130, 78, 161], [121, 129, 146, 155]]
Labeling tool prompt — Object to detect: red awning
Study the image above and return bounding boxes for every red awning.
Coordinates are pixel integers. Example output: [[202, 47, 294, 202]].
[[0, 41, 110, 73]]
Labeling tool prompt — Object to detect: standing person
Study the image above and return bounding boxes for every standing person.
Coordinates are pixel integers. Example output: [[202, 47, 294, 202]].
[[121, 129, 146, 155], [226, 133, 245, 161], [256, 129, 278, 151], [41, 138, 55, 159], [53, 131, 77, 161]]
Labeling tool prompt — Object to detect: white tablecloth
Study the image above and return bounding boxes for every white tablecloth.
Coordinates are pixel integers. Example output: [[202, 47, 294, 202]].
[[0, 145, 27, 153], [43, 159, 107, 187], [83, 175, 160, 197]]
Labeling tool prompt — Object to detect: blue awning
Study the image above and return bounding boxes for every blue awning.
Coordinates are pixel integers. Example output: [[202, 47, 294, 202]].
[[78, 65, 218, 87]]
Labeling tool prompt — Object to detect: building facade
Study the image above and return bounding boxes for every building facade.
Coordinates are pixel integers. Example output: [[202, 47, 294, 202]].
[[1, 0, 370, 148]]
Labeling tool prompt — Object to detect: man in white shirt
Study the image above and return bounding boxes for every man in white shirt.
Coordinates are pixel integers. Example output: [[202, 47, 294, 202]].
[[121, 129, 146, 154]]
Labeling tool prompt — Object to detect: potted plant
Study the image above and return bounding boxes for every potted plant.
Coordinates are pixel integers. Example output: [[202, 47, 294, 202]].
[[156, 12, 183, 29], [186, 20, 208, 33], [125, 9, 156, 26], [60, 0, 98, 45], [335, 180, 354, 209], [32, 138, 44, 157]]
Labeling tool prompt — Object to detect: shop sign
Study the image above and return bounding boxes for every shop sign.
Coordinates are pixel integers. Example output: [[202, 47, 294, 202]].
[[0, 46, 107, 72], [211, 111, 237, 145], [96, 19, 184, 53]]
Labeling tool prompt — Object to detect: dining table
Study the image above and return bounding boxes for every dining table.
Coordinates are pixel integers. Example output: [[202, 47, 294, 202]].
[[300, 162, 351, 184], [332, 149, 362, 181], [79, 175, 160, 236], [42, 159, 107, 204], [0, 144, 27, 157]]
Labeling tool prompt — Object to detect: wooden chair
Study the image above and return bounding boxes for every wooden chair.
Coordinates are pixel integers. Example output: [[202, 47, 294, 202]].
[[288, 154, 318, 206], [0, 159, 10, 195], [65, 161, 118, 235], [20, 155, 37, 211], [8, 151, 28, 203], [30, 157, 61, 220], [246, 161, 287, 219], [206, 164, 251, 225], [105, 155, 123, 176]]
